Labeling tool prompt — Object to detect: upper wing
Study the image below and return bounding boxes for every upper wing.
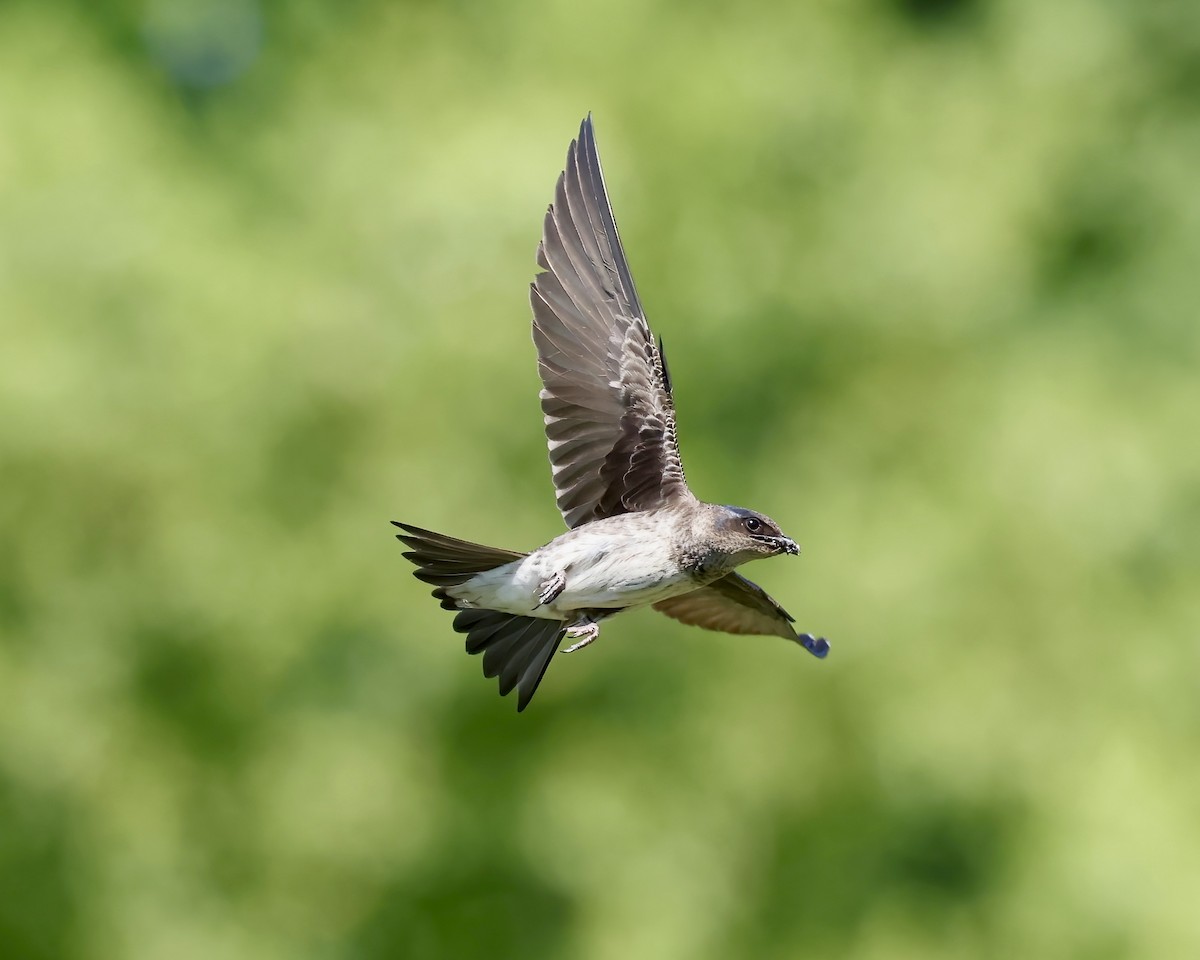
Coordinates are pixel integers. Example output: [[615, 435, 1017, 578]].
[[653, 573, 801, 640], [530, 115, 690, 529]]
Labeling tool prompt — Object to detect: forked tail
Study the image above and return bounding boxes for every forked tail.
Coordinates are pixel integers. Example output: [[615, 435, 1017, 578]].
[[391, 521, 524, 602], [391, 522, 565, 711]]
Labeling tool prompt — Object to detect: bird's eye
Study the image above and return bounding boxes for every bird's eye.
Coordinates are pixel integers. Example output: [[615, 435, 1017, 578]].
[[744, 517, 762, 533]]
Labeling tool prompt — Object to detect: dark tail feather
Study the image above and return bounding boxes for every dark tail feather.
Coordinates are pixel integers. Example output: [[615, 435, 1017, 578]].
[[392, 521, 525, 587], [392, 521, 562, 710], [453, 608, 564, 711]]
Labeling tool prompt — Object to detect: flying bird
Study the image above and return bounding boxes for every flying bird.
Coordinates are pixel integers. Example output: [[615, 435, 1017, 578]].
[[394, 115, 828, 710]]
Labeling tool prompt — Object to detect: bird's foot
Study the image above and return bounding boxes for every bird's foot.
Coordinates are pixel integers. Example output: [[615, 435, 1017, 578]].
[[562, 619, 600, 654], [536, 572, 566, 607], [798, 633, 830, 659]]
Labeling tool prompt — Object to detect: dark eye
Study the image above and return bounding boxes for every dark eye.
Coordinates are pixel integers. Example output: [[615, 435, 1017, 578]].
[[744, 517, 762, 534]]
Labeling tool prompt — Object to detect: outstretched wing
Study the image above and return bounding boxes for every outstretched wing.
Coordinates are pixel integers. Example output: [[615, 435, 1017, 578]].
[[530, 115, 690, 529], [654, 573, 822, 649]]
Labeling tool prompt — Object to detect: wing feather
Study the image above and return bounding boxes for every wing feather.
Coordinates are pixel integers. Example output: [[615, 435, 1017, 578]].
[[531, 115, 691, 529], [653, 573, 799, 640]]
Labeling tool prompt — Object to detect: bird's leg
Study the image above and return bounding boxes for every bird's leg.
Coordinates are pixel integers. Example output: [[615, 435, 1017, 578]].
[[798, 633, 830, 659], [536, 571, 566, 607], [562, 616, 600, 654]]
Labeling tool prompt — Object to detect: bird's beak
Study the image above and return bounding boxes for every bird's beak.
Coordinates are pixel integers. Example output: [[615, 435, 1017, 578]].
[[780, 537, 800, 556]]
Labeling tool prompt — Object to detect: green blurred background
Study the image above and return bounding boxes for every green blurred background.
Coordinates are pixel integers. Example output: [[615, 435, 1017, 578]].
[[2, 0, 1198, 957]]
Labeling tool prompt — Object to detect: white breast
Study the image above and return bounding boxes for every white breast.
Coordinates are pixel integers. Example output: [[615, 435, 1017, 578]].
[[446, 518, 697, 619]]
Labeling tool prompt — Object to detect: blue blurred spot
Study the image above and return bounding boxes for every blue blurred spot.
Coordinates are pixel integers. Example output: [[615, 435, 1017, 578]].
[[142, 0, 262, 90]]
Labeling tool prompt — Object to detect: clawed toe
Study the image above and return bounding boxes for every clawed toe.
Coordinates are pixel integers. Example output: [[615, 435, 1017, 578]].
[[562, 621, 600, 654], [537, 572, 566, 607]]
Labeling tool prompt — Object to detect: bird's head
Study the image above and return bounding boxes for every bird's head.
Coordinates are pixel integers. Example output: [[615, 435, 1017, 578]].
[[716, 505, 800, 563]]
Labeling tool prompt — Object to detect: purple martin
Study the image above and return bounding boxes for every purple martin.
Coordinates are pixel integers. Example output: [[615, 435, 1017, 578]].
[[394, 115, 828, 711]]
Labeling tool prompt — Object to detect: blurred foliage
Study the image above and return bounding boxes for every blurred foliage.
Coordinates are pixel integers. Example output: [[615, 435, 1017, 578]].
[[1, 0, 1199, 958]]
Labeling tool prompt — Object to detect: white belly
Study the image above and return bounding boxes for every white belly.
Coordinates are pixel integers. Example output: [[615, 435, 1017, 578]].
[[445, 522, 698, 619]]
